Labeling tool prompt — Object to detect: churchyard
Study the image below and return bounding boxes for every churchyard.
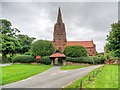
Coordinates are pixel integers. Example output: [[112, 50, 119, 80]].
[[65, 64, 119, 88], [0, 64, 52, 85], [0, 7, 119, 89]]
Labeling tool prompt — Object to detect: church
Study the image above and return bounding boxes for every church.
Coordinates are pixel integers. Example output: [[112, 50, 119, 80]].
[[53, 8, 97, 56]]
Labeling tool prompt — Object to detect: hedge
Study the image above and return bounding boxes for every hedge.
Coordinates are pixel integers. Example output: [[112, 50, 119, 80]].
[[37, 56, 51, 65], [13, 55, 36, 63], [65, 57, 93, 64], [90, 56, 106, 64], [24, 52, 33, 55], [65, 56, 106, 64]]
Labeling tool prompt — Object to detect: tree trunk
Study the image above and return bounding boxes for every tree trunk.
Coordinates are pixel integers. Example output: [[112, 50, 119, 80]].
[[2, 53, 6, 63]]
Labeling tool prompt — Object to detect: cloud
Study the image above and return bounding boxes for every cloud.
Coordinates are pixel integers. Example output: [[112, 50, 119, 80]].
[[2, 2, 118, 52]]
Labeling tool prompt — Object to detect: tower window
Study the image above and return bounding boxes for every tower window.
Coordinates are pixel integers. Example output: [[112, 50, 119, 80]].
[[58, 47, 62, 52], [58, 23, 61, 25]]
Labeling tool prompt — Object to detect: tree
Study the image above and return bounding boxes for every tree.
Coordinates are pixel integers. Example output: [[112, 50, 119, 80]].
[[63, 45, 87, 57], [31, 40, 55, 56], [0, 19, 22, 61], [16, 34, 35, 53], [106, 21, 120, 58]]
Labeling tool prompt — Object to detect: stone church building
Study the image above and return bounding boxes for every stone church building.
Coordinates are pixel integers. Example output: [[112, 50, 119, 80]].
[[53, 8, 97, 56]]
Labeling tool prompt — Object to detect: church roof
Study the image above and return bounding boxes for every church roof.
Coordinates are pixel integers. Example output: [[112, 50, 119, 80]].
[[67, 41, 95, 48]]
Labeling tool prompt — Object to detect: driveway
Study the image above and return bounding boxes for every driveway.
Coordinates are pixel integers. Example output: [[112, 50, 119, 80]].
[[2, 65, 102, 88], [0, 63, 12, 67]]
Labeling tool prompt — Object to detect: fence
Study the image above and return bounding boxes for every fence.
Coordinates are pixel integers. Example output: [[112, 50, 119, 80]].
[[79, 65, 105, 90]]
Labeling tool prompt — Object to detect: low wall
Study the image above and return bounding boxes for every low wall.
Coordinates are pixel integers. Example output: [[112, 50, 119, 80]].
[[106, 60, 119, 64], [64, 61, 89, 66]]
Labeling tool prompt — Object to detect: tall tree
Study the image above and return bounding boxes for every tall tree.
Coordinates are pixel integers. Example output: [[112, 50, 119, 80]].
[[31, 40, 55, 56], [0, 19, 22, 60], [16, 34, 35, 53], [106, 21, 120, 58]]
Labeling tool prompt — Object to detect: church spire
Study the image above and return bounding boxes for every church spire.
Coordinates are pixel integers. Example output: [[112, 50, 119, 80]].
[[57, 7, 63, 23]]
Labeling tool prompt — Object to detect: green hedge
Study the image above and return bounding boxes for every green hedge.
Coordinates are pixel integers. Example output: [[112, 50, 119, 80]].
[[13, 55, 36, 63], [65, 56, 106, 64], [91, 56, 106, 64], [65, 57, 93, 64], [37, 56, 51, 65], [24, 52, 33, 55]]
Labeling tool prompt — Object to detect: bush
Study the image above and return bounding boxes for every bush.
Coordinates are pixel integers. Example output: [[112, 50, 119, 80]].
[[31, 40, 55, 56], [37, 56, 51, 65], [0, 53, 2, 58], [7, 57, 12, 62], [65, 57, 93, 64], [90, 56, 106, 64], [13, 55, 36, 63], [1, 58, 10, 63], [63, 46, 87, 57], [24, 52, 33, 55], [0, 58, 1, 63], [64, 56, 106, 64]]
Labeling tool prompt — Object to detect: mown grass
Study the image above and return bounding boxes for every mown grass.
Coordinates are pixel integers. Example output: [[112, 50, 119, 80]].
[[0, 66, 1, 85], [0, 64, 52, 85], [65, 65, 118, 88], [61, 65, 87, 70]]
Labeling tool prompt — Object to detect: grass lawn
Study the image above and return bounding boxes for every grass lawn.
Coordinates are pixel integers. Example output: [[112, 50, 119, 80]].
[[61, 65, 87, 70], [65, 65, 118, 88], [0, 64, 52, 85]]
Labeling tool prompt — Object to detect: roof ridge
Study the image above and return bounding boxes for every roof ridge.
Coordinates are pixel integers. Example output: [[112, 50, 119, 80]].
[[67, 41, 92, 42]]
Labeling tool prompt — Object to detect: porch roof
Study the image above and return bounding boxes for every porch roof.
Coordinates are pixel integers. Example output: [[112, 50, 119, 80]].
[[49, 53, 66, 58]]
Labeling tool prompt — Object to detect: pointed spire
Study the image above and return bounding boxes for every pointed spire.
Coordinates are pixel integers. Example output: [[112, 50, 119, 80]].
[[57, 7, 63, 23]]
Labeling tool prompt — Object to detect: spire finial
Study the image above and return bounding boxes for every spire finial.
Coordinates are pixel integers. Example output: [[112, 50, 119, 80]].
[[57, 7, 63, 23]]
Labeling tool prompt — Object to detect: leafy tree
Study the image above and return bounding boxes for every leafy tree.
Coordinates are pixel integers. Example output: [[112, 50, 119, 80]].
[[106, 21, 120, 58], [104, 51, 115, 60], [63, 46, 87, 57], [16, 34, 35, 53], [0, 19, 22, 61], [31, 40, 55, 56]]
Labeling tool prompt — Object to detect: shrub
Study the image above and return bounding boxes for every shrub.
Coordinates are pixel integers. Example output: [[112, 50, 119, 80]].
[[13, 55, 36, 63], [1, 58, 10, 63], [64, 56, 106, 64], [90, 56, 106, 64], [37, 56, 51, 65], [0, 54, 2, 63], [0, 53, 2, 58], [24, 52, 33, 55], [65, 57, 93, 64], [63, 46, 87, 57], [31, 40, 55, 56], [0, 58, 1, 63], [7, 57, 12, 62]]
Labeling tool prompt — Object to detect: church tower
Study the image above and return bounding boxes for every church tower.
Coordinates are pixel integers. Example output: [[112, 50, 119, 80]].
[[53, 7, 67, 52]]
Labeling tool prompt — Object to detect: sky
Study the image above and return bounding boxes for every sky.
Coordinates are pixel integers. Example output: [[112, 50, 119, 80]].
[[1, 1, 118, 53]]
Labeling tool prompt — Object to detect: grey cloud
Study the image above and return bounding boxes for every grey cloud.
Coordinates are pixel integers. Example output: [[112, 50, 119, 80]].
[[2, 2, 118, 52]]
